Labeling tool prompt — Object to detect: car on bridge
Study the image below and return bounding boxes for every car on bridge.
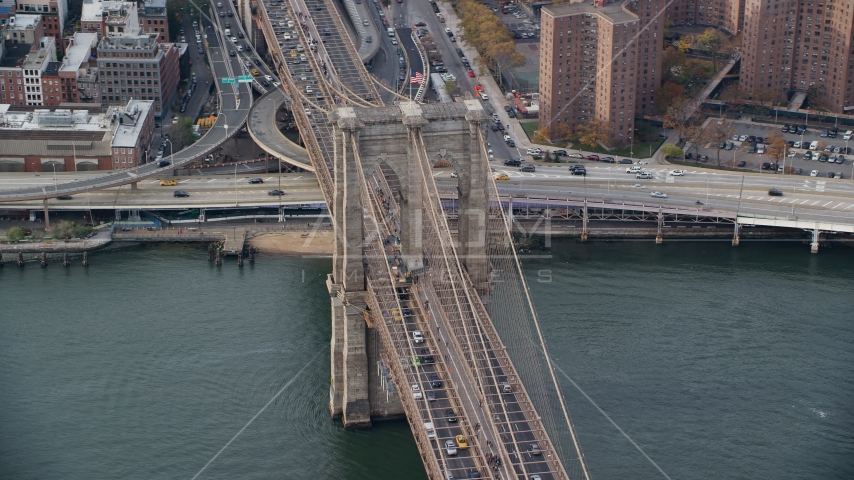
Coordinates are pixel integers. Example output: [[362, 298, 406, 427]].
[[248, 177, 264, 184], [494, 173, 511, 181], [768, 189, 783, 196], [445, 409, 457, 423], [429, 373, 442, 388], [268, 189, 285, 196], [411, 384, 422, 399], [650, 191, 667, 199], [455, 435, 469, 450], [445, 440, 458, 456], [669, 170, 685, 176], [57, 195, 73, 200], [412, 330, 424, 343], [527, 442, 542, 456], [173, 190, 190, 197], [160, 180, 178, 186]]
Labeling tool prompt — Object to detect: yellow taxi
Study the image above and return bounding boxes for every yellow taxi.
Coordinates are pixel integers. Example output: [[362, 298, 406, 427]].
[[494, 173, 510, 181], [454, 435, 469, 450], [250, 68, 260, 76], [392, 308, 402, 322], [159, 179, 178, 186]]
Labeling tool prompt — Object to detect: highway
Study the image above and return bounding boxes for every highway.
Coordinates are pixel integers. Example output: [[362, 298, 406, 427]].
[[5, 165, 854, 222], [0, 174, 325, 209]]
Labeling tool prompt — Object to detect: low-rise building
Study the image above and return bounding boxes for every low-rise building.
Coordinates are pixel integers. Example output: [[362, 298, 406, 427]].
[[0, 99, 154, 172], [0, 31, 56, 106], [13, 0, 67, 51], [81, 0, 140, 39], [137, 0, 168, 43]]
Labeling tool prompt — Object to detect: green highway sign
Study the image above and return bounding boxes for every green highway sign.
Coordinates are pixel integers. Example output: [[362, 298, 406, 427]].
[[221, 77, 236, 83], [237, 75, 253, 83]]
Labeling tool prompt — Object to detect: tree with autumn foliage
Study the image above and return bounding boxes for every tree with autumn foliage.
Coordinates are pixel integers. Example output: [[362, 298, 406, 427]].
[[765, 132, 788, 170], [656, 82, 686, 115], [576, 119, 608, 150], [704, 118, 735, 166]]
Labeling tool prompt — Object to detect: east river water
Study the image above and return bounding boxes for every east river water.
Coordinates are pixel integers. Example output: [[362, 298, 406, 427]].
[[1, 240, 852, 479]]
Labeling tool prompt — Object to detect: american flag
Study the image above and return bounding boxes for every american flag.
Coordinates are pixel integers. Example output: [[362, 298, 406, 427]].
[[410, 71, 424, 84]]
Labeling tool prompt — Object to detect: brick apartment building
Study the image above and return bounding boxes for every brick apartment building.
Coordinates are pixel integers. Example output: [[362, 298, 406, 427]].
[[664, 0, 745, 36], [137, 0, 168, 42], [539, 0, 666, 145], [738, 0, 854, 113]]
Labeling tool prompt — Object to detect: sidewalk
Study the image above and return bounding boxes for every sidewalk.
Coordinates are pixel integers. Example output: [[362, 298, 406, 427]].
[[439, 4, 533, 150]]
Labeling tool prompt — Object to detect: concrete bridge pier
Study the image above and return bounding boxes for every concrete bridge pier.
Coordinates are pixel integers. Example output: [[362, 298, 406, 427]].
[[656, 207, 664, 244], [401, 104, 427, 271], [43, 199, 50, 230], [581, 200, 589, 241], [732, 222, 740, 246], [328, 109, 371, 429], [131, 182, 138, 191], [811, 228, 820, 253]]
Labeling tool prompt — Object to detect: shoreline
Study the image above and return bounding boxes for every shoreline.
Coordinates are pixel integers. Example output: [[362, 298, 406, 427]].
[[246, 231, 335, 255]]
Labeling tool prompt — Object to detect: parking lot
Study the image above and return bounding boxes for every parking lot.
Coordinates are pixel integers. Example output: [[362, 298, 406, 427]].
[[691, 121, 854, 179]]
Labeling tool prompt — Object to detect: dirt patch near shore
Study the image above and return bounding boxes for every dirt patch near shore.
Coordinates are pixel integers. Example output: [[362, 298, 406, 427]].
[[247, 231, 334, 255]]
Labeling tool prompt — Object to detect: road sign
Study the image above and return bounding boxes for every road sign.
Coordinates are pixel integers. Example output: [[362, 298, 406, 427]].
[[237, 75, 252, 83], [221, 77, 236, 83]]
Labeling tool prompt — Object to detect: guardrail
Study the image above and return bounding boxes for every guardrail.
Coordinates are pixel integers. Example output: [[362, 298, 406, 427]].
[[411, 27, 428, 102]]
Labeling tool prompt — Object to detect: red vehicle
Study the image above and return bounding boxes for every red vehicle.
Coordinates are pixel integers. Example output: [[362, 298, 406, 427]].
[[586, 154, 600, 161]]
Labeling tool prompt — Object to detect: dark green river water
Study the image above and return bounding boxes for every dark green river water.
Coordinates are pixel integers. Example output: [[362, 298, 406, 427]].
[[1, 240, 852, 479]]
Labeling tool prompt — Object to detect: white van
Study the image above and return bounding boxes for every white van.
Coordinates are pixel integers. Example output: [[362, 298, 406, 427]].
[[424, 422, 435, 439], [756, 144, 766, 154], [224, 28, 231, 37], [809, 140, 820, 151], [387, 27, 395, 37], [626, 165, 642, 173]]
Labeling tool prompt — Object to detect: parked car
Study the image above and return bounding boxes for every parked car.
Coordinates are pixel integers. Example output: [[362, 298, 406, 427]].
[[586, 154, 599, 161], [619, 158, 633, 164], [554, 150, 567, 156], [737, 160, 747, 167]]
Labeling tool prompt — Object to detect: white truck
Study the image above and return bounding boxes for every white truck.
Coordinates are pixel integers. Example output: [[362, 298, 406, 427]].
[[387, 27, 395, 37], [224, 28, 231, 37]]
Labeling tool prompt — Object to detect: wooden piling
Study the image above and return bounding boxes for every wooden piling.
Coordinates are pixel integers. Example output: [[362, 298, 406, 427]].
[[237, 252, 244, 267], [40, 252, 47, 267], [18, 252, 24, 266], [82, 251, 89, 266], [63, 252, 70, 267], [215, 249, 222, 266]]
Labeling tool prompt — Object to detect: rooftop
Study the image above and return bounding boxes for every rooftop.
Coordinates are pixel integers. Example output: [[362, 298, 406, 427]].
[[43, 60, 60, 76], [98, 32, 158, 50], [0, 42, 34, 68], [5, 13, 41, 30], [111, 99, 153, 147], [543, 0, 638, 24], [62, 33, 98, 71]]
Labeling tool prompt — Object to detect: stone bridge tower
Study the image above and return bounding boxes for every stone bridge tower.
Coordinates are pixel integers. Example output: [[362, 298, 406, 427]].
[[327, 100, 491, 428]]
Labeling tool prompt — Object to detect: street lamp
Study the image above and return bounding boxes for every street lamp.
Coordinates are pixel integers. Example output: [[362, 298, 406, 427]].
[[629, 136, 633, 161], [164, 139, 174, 168]]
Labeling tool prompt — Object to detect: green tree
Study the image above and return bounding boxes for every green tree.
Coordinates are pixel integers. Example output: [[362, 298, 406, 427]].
[[444, 80, 457, 95], [661, 144, 684, 160], [51, 221, 93, 240], [7, 226, 26, 241], [171, 116, 198, 150]]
